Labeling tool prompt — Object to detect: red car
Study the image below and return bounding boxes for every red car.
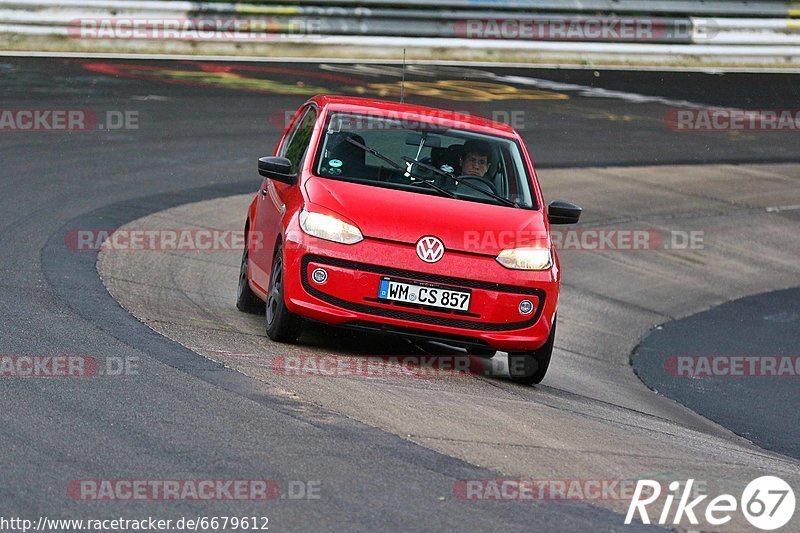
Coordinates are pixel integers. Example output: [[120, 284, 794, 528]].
[[237, 95, 581, 384]]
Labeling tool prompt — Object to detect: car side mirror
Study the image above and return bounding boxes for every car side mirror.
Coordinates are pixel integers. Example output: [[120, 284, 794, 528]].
[[258, 156, 297, 185], [548, 200, 582, 225]]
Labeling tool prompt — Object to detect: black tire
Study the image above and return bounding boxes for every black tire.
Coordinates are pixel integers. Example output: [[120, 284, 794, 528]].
[[236, 247, 265, 314], [507, 316, 556, 385], [265, 244, 303, 343]]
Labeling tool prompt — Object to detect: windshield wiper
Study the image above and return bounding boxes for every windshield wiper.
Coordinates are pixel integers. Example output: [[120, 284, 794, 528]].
[[344, 137, 456, 199], [401, 156, 519, 208]]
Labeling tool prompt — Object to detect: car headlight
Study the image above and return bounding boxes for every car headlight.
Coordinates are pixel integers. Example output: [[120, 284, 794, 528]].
[[299, 209, 363, 245], [496, 247, 552, 270]]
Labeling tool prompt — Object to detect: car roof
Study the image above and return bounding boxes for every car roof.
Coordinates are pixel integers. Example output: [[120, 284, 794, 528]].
[[308, 95, 520, 138]]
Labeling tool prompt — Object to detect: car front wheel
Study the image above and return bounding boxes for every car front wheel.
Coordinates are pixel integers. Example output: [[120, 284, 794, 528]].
[[265, 244, 303, 343], [507, 316, 556, 385]]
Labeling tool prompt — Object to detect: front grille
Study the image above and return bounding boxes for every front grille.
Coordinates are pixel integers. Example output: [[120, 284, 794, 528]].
[[342, 321, 495, 349], [301, 254, 545, 332]]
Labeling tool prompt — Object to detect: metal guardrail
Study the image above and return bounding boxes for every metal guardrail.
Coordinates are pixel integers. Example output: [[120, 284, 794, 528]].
[[3, 0, 795, 16], [1, 0, 798, 49], [226, 0, 793, 17]]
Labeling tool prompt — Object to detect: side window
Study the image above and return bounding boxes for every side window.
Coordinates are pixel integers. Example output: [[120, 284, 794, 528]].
[[281, 107, 317, 173]]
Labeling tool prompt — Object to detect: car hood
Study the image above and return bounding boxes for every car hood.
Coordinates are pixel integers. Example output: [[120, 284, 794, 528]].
[[304, 176, 549, 255]]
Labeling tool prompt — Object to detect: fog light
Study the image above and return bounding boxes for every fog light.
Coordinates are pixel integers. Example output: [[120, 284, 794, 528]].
[[311, 268, 328, 284], [518, 300, 534, 315]]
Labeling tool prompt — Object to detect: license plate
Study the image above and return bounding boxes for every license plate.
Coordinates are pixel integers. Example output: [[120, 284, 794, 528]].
[[377, 277, 471, 312]]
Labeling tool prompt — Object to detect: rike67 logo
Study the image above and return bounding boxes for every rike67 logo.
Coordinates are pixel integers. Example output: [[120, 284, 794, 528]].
[[626, 476, 795, 530]]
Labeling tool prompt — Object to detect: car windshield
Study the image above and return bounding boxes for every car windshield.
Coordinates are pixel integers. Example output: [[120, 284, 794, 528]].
[[313, 111, 537, 209]]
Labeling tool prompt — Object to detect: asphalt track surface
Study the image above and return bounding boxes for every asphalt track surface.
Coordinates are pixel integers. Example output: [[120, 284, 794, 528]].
[[1, 56, 799, 531], [634, 287, 800, 461]]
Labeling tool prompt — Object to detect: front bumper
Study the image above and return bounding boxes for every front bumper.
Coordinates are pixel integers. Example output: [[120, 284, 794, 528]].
[[282, 232, 559, 352]]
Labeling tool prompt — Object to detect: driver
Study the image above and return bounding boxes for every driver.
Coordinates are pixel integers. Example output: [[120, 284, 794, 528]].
[[459, 140, 492, 178]]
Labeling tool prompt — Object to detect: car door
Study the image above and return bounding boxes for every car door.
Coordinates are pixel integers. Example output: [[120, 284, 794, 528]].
[[250, 105, 318, 290]]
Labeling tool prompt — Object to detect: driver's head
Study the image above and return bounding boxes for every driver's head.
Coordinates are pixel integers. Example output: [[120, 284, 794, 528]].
[[460, 140, 492, 177]]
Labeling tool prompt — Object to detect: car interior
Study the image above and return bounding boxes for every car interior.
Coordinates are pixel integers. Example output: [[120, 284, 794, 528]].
[[316, 128, 521, 204]]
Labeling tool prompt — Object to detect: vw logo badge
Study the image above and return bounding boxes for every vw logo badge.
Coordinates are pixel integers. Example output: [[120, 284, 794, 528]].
[[416, 236, 445, 263]]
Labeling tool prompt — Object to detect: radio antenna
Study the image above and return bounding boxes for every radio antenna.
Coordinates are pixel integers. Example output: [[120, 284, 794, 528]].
[[400, 48, 406, 104]]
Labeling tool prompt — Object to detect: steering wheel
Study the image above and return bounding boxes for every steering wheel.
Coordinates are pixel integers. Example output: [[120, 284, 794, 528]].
[[456, 175, 499, 196]]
